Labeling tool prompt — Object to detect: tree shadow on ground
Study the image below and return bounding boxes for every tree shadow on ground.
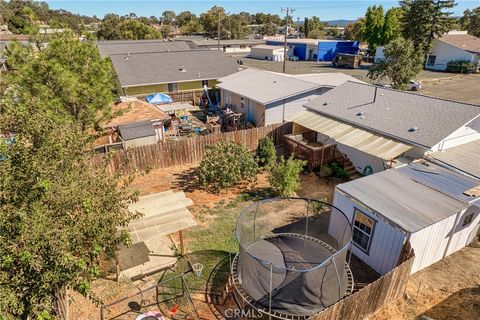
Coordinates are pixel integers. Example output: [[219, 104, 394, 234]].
[[416, 287, 480, 320], [172, 167, 200, 193]]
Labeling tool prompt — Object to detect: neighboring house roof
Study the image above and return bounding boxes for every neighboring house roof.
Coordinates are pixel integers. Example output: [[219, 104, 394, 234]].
[[106, 100, 170, 127], [288, 73, 364, 87], [397, 162, 480, 204], [96, 40, 192, 57], [110, 50, 241, 87], [305, 81, 480, 149], [337, 166, 471, 233], [430, 139, 480, 179], [217, 69, 320, 105], [438, 33, 480, 54], [118, 121, 157, 140], [217, 69, 361, 105], [251, 44, 285, 50], [188, 39, 265, 47]]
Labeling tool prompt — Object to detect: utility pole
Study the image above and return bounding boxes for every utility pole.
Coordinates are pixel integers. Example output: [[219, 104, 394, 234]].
[[281, 7, 295, 73], [217, 9, 221, 51]]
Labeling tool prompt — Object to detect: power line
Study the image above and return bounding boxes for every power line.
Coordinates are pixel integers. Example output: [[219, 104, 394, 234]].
[[281, 7, 295, 73]]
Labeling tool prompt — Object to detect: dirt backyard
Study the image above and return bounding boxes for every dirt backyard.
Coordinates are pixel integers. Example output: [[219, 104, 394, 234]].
[[370, 240, 480, 320]]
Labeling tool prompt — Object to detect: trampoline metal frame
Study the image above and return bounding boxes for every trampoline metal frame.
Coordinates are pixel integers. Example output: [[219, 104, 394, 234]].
[[232, 198, 355, 320]]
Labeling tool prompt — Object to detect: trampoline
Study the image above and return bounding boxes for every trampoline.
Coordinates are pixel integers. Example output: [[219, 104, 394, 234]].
[[231, 198, 353, 319]]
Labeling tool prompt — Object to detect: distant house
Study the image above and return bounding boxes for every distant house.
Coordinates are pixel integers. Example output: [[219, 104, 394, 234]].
[[329, 161, 480, 275], [96, 40, 192, 57], [426, 31, 480, 72], [95, 99, 170, 151], [265, 38, 359, 61], [109, 50, 241, 97], [290, 81, 480, 174], [217, 69, 363, 126], [249, 45, 291, 61], [184, 38, 266, 53]]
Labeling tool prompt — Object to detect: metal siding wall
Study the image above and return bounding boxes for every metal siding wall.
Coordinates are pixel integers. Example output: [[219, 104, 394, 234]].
[[445, 205, 480, 256], [317, 41, 360, 61], [409, 214, 457, 274], [331, 190, 406, 275]]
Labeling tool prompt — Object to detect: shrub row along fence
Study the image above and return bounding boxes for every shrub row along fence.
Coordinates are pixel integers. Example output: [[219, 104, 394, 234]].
[[98, 123, 292, 175], [310, 252, 415, 320]]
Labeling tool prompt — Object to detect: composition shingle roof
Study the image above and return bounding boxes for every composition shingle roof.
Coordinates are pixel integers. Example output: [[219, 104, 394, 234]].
[[96, 40, 192, 57], [305, 81, 480, 148], [338, 166, 469, 233], [118, 121, 156, 140], [438, 33, 480, 53], [110, 50, 241, 87], [217, 69, 321, 104]]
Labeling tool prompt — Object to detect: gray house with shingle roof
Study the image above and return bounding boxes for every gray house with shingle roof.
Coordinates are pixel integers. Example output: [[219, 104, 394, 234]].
[[292, 81, 480, 174]]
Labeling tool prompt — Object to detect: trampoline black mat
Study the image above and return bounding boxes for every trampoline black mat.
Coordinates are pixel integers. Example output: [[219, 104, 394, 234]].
[[238, 234, 348, 316]]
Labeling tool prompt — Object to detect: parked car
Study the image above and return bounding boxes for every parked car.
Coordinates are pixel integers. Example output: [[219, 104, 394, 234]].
[[408, 80, 422, 91]]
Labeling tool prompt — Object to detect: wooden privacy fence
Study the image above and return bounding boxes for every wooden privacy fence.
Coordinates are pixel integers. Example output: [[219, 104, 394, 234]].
[[310, 253, 415, 320], [100, 123, 292, 174]]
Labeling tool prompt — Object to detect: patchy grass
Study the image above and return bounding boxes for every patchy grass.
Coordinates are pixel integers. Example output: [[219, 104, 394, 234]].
[[185, 189, 274, 254]]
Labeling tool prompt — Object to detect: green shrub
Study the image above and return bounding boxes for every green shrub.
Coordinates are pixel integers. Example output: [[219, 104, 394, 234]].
[[446, 60, 476, 73], [256, 136, 276, 168], [318, 165, 333, 177], [329, 161, 349, 178], [198, 141, 259, 192], [269, 156, 307, 197]]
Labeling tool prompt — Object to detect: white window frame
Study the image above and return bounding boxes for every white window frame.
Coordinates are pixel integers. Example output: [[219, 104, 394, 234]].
[[240, 96, 245, 109], [352, 208, 375, 254], [167, 83, 178, 92]]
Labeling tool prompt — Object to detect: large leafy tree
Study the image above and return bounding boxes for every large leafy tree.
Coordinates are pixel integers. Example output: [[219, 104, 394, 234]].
[[199, 6, 227, 38], [0, 55, 138, 320], [400, 0, 456, 55], [344, 18, 365, 41], [364, 5, 385, 52], [97, 14, 160, 40], [382, 7, 403, 44], [161, 10, 176, 25], [5, 34, 116, 131], [368, 37, 424, 90], [460, 7, 480, 37], [258, 22, 278, 36]]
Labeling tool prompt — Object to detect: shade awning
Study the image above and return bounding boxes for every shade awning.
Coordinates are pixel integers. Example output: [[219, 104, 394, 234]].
[[127, 191, 196, 244], [146, 93, 173, 104], [291, 110, 412, 160]]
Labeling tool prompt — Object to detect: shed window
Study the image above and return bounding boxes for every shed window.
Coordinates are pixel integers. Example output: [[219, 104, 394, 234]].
[[240, 97, 245, 109], [201, 80, 209, 87], [353, 209, 375, 254], [463, 212, 474, 227], [167, 83, 178, 92], [427, 55, 436, 66]]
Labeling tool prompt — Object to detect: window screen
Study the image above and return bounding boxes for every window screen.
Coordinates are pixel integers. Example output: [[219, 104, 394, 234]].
[[353, 209, 375, 253]]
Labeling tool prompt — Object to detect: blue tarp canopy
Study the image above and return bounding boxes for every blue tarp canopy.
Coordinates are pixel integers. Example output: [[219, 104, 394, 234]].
[[146, 93, 173, 104]]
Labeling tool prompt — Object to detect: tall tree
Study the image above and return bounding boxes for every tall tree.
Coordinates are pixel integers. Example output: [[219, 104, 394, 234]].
[[258, 22, 277, 36], [304, 17, 310, 38], [460, 7, 480, 37], [199, 6, 227, 38], [161, 10, 176, 25], [0, 100, 138, 319], [368, 37, 424, 90], [344, 18, 365, 41], [5, 34, 116, 131], [400, 0, 456, 55], [175, 11, 196, 27], [364, 5, 385, 52], [382, 7, 403, 44]]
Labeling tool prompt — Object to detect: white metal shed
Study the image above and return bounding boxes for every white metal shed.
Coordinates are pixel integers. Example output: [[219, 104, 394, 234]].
[[329, 162, 480, 275]]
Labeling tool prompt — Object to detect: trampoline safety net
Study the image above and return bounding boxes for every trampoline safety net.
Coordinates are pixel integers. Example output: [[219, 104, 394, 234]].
[[234, 198, 353, 317]]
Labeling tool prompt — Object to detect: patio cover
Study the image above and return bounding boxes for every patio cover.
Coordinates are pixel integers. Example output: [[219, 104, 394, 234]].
[[291, 110, 412, 160], [146, 93, 173, 104]]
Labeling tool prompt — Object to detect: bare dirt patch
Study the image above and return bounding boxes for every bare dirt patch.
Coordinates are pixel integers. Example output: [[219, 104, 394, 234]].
[[369, 241, 480, 320]]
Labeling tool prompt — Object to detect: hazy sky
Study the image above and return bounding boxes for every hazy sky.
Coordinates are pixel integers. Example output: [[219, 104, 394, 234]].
[[44, 0, 479, 20]]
